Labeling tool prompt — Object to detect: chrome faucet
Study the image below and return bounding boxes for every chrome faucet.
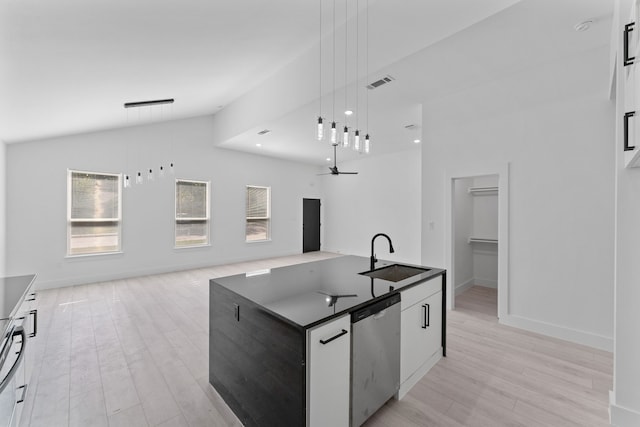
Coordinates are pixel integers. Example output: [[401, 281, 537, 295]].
[[370, 233, 395, 271]]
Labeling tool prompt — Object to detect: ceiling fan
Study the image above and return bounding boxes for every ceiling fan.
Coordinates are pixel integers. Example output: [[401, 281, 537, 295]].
[[319, 143, 358, 176]]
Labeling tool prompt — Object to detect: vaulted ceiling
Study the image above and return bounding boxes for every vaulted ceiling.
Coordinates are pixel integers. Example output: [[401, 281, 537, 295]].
[[0, 0, 613, 165]]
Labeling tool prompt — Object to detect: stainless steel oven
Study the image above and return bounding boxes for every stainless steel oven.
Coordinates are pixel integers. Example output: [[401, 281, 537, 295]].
[[0, 323, 27, 427]]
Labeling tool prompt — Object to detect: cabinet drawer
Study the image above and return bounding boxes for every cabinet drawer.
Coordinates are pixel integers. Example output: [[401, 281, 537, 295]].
[[401, 276, 442, 311]]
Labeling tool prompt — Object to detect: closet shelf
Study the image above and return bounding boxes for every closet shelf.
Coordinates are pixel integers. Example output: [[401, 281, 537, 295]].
[[468, 186, 498, 194], [468, 237, 498, 244]]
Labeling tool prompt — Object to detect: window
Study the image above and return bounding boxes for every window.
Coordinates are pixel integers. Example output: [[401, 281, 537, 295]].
[[67, 170, 122, 256], [175, 179, 210, 247], [246, 185, 270, 242]]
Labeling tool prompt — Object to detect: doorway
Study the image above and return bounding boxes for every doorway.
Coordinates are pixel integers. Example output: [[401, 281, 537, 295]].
[[445, 164, 509, 321], [303, 198, 321, 253], [452, 175, 498, 318]]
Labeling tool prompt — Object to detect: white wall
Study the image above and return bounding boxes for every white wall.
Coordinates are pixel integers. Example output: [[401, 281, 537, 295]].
[[5, 116, 323, 289], [453, 177, 474, 292], [322, 148, 422, 265], [421, 45, 615, 350], [0, 140, 5, 277], [611, 0, 640, 423]]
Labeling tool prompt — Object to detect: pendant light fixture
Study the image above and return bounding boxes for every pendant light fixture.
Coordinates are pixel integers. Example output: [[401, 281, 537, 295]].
[[122, 98, 176, 188], [315, 0, 371, 154], [364, 0, 371, 154], [353, 0, 361, 153], [317, 0, 324, 141], [342, 0, 350, 149]]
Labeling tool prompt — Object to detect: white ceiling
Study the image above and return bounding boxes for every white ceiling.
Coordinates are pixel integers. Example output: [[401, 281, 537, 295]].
[[0, 0, 613, 166]]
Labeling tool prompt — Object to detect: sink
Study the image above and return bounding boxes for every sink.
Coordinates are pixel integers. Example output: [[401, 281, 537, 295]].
[[359, 264, 431, 282]]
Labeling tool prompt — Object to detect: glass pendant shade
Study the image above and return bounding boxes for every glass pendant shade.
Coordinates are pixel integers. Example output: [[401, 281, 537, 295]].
[[124, 175, 131, 188], [343, 126, 349, 148], [136, 171, 143, 184], [354, 130, 360, 151], [330, 122, 337, 144], [317, 117, 324, 140], [147, 169, 154, 181], [364, 134, 370, 154], [159, 166, 165, 178], [170, 163, 175, 174]]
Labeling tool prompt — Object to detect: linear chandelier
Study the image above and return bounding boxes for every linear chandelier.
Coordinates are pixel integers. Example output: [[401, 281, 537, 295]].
[[122, 98, 175, 188], [316, 0, 371, 154]]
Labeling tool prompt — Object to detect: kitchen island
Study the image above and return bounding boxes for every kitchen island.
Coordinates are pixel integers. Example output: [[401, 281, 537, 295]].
[[209, 255, 445, 427]]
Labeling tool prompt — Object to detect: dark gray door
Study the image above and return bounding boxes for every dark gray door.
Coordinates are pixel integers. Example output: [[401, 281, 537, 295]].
[[303, 198, 321, 252]]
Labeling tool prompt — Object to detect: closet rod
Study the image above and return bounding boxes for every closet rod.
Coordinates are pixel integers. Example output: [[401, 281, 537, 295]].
[[468, 238, 498, 244], [468, 186, 498, 194]]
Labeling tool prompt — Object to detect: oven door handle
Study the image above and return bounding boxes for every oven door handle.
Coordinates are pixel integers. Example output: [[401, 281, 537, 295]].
[[0, 326, 26, 395]]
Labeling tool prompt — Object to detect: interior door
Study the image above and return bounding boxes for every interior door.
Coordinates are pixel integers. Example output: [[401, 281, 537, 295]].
[[303, 198, 321, 253]]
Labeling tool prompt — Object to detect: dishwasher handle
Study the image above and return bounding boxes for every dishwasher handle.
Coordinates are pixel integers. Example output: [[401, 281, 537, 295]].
[[351, 293, 401, 323], [373, 309, 387, 320]]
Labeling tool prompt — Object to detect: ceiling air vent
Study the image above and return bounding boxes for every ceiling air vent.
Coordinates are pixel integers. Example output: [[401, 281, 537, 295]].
[[366, 75, 395, 90], [257, 129, 271, 135], [404, 124, 416, 130]]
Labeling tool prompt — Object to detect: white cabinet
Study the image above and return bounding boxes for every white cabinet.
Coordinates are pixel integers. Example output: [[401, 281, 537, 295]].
[[622, 0, 640, 167], [16, 292, 37, 427], [398, 276, 443, 399], [306, 315, 350, 427]]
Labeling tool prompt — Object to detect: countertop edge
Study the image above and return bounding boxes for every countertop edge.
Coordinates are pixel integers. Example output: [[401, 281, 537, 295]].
[[301, 269, 446, 330], [210, 266, 446, 331], [1, 274, 37, 342]]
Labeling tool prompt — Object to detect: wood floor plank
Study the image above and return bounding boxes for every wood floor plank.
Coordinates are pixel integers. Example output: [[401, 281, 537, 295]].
[[26, 262, 612, 427]]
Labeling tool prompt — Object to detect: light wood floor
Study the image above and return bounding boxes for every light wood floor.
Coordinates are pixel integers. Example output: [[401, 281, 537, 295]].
[[366, 286, 613, 427], [23, 255, 612, 427]]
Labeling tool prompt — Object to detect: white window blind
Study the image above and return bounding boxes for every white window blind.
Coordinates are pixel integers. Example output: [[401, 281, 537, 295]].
[[246, 185, 270, 241], [175, 179, 210, 247], [67, 170, 122, 255]]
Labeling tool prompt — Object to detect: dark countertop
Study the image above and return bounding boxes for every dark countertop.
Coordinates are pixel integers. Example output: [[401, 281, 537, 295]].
[[210, 255, 444, 329], [0, 274, 37, 337]]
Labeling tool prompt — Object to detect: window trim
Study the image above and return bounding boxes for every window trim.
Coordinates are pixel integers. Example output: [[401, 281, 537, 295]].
[[67, 169, 123, 257], [245, 185, 271, 243], [174, 178, 211, 248]]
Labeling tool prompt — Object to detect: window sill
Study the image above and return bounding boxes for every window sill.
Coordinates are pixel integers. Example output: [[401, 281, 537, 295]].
[[245, 239, 272, 244], [65, 251, 124, 259], [174, 244, 212, 250]]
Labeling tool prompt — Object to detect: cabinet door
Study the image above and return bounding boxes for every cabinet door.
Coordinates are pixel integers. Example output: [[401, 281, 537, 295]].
[[307, 315, 350, 427], [17, 293, 37, 427], [401, 290, 442, 384]]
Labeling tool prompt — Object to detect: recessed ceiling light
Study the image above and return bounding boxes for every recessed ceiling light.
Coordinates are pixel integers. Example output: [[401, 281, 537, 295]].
[[413, 139, 421, 144], [256, 143, 262, 147], [344, 110, 353, 116], [574, 20, 593, 32], [326, 157, 331, 162]]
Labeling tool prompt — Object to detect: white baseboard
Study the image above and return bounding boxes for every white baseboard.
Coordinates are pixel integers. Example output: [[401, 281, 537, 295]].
[[473, 278, 497, 288], [33, 250, 305, 290], [500, 313, 613, 352], [610, 392, 640, 426], [455, 278, 475, 295], [397, 349, 442, 400]]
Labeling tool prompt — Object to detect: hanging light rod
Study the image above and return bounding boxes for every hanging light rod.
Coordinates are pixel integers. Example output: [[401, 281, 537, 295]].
[[123, 98, 174, 108]]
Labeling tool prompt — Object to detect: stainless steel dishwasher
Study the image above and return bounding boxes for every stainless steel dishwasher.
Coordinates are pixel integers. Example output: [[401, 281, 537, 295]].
[[351, 293, 401, 427]]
